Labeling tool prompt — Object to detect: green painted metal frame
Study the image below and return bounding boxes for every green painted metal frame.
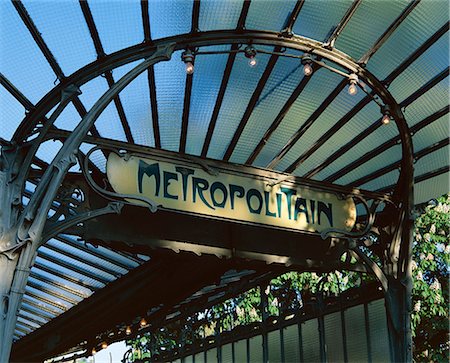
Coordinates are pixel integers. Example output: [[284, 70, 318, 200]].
[[1, 29, 414, 362]]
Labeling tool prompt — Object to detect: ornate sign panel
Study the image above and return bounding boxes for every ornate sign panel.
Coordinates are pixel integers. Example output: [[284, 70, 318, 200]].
[[106, 153, 356, 233]]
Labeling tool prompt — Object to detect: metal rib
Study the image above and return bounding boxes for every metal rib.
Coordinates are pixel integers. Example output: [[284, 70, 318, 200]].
[[191, 0, 201, 32], [358, 0, 421, 65], [0, 73, 34, 110], [325, 106, 449, 182], [284, 95, 372, 173], [34, 262, 98, 292], [140, 1, 161, 148], [377, 166, 449, 193], [180, 70, 193, 153], [37, 250, 110, 285], [79, 0, 134, 143], [223, 48, 281, 161], [200, 1, 251, 156], [325, 0, 362, 46], [237, 0, 251, 29], [246, 66, 317, 165], [283, 0, 305, 33], [266, 79, 348, 169], [141, 0, 152, 41], [351, 138, 449, 187], [43, 242, 122, 278], [304, 68, 449, 179]]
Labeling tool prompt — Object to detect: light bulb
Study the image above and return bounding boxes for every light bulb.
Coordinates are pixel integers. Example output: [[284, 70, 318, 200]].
[[92, 348, 97, 355], [382, 114, 391, 125], [303, 63, 313, 76], [101, 342, 108, 349], [348, 82, 357, 95], [140, 317, 147, 327], [125, 326, 132, 335], [185, 61, 194, 75], [248, 56, 257, 68]]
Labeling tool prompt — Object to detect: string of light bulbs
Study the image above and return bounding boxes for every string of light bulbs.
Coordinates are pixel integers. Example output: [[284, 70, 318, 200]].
[[181, 45, 393, 125]]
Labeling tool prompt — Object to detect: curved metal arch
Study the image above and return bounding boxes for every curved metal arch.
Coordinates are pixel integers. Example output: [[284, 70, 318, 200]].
[[13, 29, 413, 199], [13, 30, 414, 290], [5, 30, 415, 363]]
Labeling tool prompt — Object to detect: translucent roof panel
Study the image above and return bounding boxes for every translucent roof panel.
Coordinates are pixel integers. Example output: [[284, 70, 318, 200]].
[[335, 0, 409, 61], [89, 0, 143, 55], [293, 0, 353, 42], [0, 85, 25, 140], [199, 0, 243, 31], [1, 0, 448, 352], [114, 64, 155, 147], [246, 0, 297, 31], [186, 45, 231, 156], [207, 49, 274, 160], [264, 72, 364, 172], [0, 2, 56, 105], [154, 50, 187, 152], [230, 51, 305, 164], [22, 0, 97, 76], [367, 0, 450, 80], [149, 0, 193, 40], [403, 76, 448, 127], [387, 35, 449, 103]]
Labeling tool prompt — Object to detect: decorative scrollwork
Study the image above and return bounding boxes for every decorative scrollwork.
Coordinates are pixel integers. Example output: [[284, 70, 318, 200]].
[[320, 194, 384, 240], [81, 146, 158, 213]]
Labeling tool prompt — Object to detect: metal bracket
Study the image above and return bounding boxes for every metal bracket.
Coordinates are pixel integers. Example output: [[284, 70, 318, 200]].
[[42, 201, 124, 243], [81, 147, 158, 212], [320, 196, 382, 240]]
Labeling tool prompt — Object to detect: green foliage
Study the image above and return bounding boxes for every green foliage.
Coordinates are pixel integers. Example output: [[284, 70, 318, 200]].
[[127, 195, 450, 362], [411, 194, 449, 362]]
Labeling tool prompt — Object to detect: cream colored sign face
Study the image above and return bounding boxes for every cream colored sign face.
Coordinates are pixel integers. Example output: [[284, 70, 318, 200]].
[[106, 153, 356, 233]]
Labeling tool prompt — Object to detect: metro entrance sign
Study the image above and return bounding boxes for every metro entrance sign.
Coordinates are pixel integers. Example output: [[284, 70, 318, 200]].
[[106, 152, 357, 234]]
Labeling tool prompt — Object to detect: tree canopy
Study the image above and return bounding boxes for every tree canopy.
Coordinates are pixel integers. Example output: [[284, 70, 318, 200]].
[[126, 194, 449, 362]]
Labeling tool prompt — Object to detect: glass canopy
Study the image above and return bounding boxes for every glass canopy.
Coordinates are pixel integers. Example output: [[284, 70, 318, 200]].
[[0, 0, 448, 359]]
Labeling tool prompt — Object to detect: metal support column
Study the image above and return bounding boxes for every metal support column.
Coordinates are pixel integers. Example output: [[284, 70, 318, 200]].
[[0, 43, 175, 362]]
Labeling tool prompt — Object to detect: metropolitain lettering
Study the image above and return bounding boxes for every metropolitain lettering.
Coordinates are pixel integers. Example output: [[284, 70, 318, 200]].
[[137, 160, 333, 227]]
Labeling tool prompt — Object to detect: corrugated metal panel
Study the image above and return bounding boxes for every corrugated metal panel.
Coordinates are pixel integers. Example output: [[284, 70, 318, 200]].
[[268, 329, 281, 363], [344, 305, 368, 362], [283, 324, 300, 363], [367, 299, 391, 363], [195, 351, 205, 363], [234, 339, 247, 363], [324, 311, 345, 362], [301, 319, 320, 363], [221, 343, 233, 363], [248, 335, 263, 363], [206, 348, 217, 363]]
